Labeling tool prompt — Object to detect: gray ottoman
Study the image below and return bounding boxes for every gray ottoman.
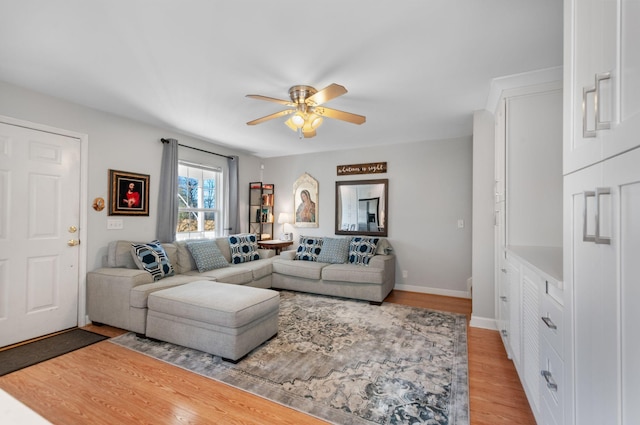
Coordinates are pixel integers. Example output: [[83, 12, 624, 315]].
[[146, 280, 280, 362]]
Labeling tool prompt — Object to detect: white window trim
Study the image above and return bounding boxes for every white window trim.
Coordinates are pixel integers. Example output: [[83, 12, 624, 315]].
[[176, 161, 224, 240]]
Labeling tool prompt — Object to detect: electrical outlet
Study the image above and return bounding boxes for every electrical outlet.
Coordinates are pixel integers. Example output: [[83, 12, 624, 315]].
[[402, 270, 408, 278], [457, 219, 464, 229]]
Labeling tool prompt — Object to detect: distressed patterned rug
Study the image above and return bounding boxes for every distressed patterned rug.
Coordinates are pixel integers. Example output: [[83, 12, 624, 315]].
[[110, 291, 469, 425]]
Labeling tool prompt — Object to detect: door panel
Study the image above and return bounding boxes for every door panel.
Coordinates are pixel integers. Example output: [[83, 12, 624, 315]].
[[0, 122, 80, 347]]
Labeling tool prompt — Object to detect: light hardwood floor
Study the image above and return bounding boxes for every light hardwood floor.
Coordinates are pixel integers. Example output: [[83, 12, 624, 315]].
[[0, 290, 535, 424]]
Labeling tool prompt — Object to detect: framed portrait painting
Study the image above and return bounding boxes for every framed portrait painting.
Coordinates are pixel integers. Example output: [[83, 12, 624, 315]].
[[108, 169, 150, 216], [293, 172, 319, 228]]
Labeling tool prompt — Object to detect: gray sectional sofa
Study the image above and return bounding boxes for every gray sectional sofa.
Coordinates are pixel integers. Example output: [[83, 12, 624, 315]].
[[86, 235, 395, 334]]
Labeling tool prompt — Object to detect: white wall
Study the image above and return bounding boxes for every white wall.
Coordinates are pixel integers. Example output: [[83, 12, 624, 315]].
[[0, 80, 261, 271], [263, 137, 473, 297]]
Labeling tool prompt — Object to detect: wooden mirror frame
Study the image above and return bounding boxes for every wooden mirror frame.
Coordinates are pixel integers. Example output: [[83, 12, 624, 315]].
[[335, 179, 388, 236]]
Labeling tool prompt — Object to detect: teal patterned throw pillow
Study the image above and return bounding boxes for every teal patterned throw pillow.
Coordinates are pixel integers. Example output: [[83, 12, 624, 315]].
[[131, 240, 175, 281], [186, 239, 229, 272], [228, 234, 260, 264], [317, 237, 350, 264], [348, 237, 380, 266], [295, 236, 323, 261]]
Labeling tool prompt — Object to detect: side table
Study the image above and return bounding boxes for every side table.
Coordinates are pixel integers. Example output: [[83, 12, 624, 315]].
[[257, 239, 294, 255]]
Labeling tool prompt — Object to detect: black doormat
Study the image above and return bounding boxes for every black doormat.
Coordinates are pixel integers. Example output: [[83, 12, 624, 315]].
[[0, 329, 108, 376]]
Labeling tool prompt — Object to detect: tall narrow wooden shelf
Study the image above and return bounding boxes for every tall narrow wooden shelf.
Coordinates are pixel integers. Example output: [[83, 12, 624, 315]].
[[249, 182, 274, 241]]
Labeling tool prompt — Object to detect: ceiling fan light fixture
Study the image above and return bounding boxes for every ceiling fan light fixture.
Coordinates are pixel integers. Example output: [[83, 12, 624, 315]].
[[247, 83, 365, 139], [308, 113, 323, 129], [291, 112, 305, 128]]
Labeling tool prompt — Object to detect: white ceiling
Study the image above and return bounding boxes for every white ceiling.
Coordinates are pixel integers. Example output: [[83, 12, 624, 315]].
[[0, 1, 563, 158]]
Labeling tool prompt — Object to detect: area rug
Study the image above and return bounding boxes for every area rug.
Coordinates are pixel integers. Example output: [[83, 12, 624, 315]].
[[0, 329, 108, 376], [111, 291, 469, 425]]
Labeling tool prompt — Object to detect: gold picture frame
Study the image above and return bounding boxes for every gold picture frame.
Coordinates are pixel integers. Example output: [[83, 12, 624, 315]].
[[293, 172, 319, 228], [108, 169, 150, 216]]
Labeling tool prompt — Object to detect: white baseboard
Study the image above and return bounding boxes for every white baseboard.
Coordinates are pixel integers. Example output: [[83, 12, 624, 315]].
[[393, 283, 471, 299], [469, 315, 497, 330]]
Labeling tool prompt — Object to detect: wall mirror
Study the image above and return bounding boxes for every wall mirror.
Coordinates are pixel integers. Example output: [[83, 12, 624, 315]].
[[335, 179, 388, 236]]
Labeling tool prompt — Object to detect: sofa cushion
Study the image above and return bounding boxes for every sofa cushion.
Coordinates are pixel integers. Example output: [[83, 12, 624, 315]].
[[348, 237, 380, 266], [215, 237, 232, 263], [130, 240, 175, 281], [147, 281, 280, 329], [272, 257, 328, 280], [295, 236, 323, 261], [129, 274, 207, 309], [317, 237, 350, 264], [228, 234, 260, 264], [186, 239, 229, 272], [185, 266, 254, 285], [322, 263, 385, 284]]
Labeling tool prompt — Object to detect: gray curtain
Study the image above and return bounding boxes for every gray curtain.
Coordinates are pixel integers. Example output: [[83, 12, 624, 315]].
[[227, 155, 240, 235], [156, 138, 178, 242]]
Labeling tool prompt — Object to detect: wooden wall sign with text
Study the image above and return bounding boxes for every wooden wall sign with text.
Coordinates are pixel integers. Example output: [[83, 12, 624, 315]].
[[337, 162, 387, 176]]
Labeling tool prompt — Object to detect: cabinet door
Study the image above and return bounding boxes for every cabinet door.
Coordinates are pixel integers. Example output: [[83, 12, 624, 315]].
[[506, 258, 521, 366], [603, 148, 640, 425], [522, 267, 541, 410], [565, 0, 640, 173], [565, 0, 617, 173], [613, 0, 640, 161], [564, 162, 619, 425]]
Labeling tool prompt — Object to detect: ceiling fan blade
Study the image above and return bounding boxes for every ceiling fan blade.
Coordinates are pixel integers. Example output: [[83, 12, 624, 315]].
[[246, 109, 294, 125], [313, 106, 366, 125], [246, 94, 294, 106], [305, 83, 347, 106]]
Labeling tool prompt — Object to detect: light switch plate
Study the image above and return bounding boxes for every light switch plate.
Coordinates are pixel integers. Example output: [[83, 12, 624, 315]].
[[107, 218, 123, 230]]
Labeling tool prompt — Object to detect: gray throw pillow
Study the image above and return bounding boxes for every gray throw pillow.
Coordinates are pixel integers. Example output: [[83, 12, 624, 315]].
[[317, 237, 350, 264], [186, 239, 229, 272]]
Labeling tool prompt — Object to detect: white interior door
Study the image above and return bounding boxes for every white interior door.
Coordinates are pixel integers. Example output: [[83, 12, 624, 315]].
[[0, 122, 81, 347]]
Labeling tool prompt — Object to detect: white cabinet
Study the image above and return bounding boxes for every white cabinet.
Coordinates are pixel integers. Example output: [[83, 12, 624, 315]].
[[498, 257, 521, 361], [564, 0, 640, 173], [564, 148, 640, 425], [501, 249, 564, 425], [564, 1, 640, 424], [493, 78, 563, 424]]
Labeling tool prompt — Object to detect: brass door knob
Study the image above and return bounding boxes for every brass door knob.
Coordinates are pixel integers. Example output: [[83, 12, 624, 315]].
[[67, 239, 80, 246]]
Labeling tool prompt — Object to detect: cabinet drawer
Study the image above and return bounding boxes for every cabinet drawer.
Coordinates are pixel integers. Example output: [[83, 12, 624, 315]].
[[540, 340, 564, 424], [540, 393, 560, 425], [540, 291, 564, 357]]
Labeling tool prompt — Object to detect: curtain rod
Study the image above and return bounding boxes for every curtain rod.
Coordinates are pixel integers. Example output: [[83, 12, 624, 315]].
[[161, 138, 234, 160]]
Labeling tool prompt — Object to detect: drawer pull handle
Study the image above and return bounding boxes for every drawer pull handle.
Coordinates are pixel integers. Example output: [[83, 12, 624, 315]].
[[582, 86, 597, 138], [595, 72, 612, 131], [542, 316, 557, 330], [541, 370, 558, 392], [595, 187, 611, 245], [583, 191, 596, 242], [500, 296, 508, 302], [501, 268, 507, 273]]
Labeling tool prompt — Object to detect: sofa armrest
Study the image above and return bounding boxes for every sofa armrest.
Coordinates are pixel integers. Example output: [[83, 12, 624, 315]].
[[368, 254, 394, 269], [369, 255, 396, 286], [258, 249, 275, 259], [279, 250, 296, 260], [86, 268, 153, 329]]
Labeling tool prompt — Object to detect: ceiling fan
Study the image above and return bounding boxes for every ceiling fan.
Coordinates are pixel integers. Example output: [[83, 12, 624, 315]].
[[246, 83, 366, 138]]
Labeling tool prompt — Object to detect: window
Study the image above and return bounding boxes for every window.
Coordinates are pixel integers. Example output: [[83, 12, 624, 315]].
[[176, 161, 223, 240]]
